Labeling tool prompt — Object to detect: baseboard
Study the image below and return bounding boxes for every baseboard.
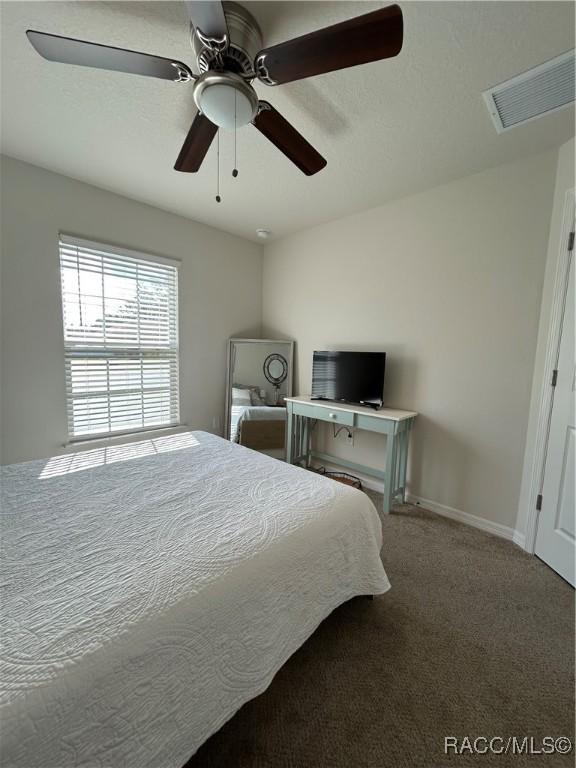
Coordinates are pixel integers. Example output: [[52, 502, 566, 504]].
[[311, 460, 524, 547], [512, 530, 526, 549], [357, 476, 385, 494], [406, 493, 520, 543]]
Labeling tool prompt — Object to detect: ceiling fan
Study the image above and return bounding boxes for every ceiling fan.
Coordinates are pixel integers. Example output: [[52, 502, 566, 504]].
[[26, 2, 403, 177]]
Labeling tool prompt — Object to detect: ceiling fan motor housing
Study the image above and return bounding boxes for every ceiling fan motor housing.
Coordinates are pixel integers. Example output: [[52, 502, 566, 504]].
[[192, 1, 263, 78]]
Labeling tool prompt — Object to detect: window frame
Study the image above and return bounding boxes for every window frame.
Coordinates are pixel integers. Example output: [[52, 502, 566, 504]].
[[59, 234, 181, 443]]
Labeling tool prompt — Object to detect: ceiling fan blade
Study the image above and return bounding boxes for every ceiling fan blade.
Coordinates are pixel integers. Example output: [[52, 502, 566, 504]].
[[253, 102, 326, 176], [174, 112, 217, 172], [185, 1, 228, 42], [255, 4, 403, 86], [26, 30, 194, 81]]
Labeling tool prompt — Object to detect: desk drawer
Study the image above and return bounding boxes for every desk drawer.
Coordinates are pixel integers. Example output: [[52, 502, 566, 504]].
[[292, 402, 355, 426]]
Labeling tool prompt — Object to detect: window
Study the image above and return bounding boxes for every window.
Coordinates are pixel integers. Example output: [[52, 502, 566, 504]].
[[59, 235, 180, 440]]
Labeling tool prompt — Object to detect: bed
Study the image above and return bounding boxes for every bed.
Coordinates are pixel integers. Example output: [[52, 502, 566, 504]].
[[230, 403, 287, 454], [0, 431, 390, 768]]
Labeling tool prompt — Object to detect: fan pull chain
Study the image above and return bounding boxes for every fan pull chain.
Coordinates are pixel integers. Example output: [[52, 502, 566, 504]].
[[215, 129, 221, 203], [232, 90, 239, 178]]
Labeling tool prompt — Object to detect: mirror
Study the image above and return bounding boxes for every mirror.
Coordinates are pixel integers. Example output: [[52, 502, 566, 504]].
[[225, 338, 294, 459], [263, 353, 289, 403], [267, 359, 285, 379]]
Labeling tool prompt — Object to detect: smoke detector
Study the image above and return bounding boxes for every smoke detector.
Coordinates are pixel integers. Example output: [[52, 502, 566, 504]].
[[483, 49, 575, 133]]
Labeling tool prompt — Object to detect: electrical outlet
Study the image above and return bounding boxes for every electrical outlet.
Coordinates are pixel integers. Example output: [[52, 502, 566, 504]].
[[345, 430, 354, 447]]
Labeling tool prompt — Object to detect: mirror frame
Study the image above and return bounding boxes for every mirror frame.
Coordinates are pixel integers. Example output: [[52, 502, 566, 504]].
[[224, 338, 295, 440]]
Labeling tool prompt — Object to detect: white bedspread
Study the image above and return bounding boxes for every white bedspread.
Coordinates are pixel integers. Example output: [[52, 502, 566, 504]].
[[0, 431, 390, 768], [230, 404, 286, 442]]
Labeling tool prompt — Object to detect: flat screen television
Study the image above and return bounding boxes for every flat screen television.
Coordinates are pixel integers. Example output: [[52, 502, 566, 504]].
[[311, 351, 386, 408]]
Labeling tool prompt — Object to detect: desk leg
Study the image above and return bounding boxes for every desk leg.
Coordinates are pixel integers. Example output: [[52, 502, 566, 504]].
[[302, 418, 310, 467], [383, 433, 398, 514], [295, 416, 301, 462], [398, 429, 408, 502], [286, 408, 294, 464]]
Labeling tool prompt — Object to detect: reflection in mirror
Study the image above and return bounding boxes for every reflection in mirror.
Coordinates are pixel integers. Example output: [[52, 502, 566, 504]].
[[226, 339, 294, 460], [263, 353, 289, 404]]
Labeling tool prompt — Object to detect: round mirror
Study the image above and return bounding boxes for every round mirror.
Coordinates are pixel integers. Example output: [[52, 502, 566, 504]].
[[263, 353, 288, 385], [268, 359, 284, 379]]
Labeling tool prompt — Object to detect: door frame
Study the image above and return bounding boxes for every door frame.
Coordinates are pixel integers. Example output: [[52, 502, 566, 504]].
[[523, 189, 575, 554]]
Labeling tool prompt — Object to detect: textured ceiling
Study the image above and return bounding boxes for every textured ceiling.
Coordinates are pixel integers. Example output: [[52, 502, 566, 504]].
[[1, 1, 574, 242]]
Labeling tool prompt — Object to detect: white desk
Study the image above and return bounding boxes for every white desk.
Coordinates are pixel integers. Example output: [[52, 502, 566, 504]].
[[285, 396, 417, 514]]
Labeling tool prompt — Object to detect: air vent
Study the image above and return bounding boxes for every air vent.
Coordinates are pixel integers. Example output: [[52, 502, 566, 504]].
[[483, 50, 575, 133]]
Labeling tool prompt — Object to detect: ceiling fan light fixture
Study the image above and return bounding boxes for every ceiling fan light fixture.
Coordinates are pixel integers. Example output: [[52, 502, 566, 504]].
[[193, 71, 257, 129]]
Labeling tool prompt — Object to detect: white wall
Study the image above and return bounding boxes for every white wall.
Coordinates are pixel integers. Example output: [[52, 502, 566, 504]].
[[515, 138, 575, 544], [262, 151, 557, 530], [0, 155, 262, 464]]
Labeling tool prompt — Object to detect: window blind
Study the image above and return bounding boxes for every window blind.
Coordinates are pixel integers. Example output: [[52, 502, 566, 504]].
[[59, 236, 180, 440]]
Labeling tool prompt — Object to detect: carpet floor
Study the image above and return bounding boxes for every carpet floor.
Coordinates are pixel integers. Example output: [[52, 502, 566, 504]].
[[184, 494, 575, 768]]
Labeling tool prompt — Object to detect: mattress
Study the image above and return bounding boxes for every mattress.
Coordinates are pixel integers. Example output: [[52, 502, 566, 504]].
[[0, 431, 390, 768], [230, 404, 286, 442]]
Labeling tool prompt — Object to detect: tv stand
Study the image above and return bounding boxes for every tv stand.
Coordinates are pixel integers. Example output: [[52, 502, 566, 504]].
[[284, 396, 417, 514]]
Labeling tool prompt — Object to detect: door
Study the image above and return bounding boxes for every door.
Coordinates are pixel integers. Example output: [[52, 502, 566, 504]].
[[535, 236, 575, 586]]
